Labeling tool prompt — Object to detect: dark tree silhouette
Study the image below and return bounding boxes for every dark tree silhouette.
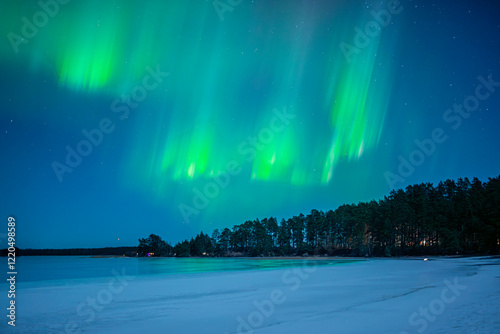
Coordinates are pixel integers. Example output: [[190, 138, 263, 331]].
[[151, 175, 500, 258]]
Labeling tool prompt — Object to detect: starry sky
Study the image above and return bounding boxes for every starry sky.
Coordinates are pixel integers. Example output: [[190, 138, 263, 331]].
[[1, 0, 499, 249]]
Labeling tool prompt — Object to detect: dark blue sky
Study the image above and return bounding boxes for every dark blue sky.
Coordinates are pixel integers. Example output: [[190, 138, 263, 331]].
[[1, 0, 499, 248]]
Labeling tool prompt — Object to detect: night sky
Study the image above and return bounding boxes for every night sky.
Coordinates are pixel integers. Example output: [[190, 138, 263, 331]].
[[1, 0, 499, 249]]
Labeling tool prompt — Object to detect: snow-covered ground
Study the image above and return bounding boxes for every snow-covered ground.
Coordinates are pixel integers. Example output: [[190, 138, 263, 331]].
[[2, 256, 499, 333]]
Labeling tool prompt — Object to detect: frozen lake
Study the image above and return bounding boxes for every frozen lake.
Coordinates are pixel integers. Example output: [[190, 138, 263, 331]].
[[1, 256, 499, 333], [11, 256, 357, 282]]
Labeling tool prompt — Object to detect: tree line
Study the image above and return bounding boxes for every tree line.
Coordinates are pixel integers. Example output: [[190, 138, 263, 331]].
[[139, 175, 500, 257]]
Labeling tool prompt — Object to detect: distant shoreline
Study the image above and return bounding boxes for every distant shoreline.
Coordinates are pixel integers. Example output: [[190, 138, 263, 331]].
[[9, 254, 497, 261], [2, 247, 496, 259]]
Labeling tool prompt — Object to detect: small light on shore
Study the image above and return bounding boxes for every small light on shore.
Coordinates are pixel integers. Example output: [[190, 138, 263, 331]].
[[423, 258, 428, 261]]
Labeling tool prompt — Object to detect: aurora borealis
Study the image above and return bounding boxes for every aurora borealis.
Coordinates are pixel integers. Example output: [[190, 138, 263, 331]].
[[1, 0, 499, 248]]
